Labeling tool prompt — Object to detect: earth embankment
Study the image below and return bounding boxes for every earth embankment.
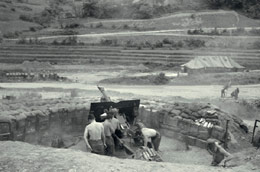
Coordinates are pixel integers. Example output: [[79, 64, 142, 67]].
[[0, 141, 257, 172]]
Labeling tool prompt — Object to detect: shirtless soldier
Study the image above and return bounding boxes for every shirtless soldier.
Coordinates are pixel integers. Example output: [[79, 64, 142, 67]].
[[84, 114, 106, 155]]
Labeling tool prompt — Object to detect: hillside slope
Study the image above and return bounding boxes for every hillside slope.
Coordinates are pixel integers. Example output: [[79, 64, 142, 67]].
[[0, 0, 46, 33], [86, 10, 260, 30]]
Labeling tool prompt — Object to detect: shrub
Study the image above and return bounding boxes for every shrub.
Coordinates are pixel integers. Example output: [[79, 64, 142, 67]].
[[132, 4, 153, 19], [82, 0, 99, 17], [64, 23, 80, 29], [19, 14, 33, 22], [162, 38, 171, 44], [29, 27, 36, 32], [153, 72, 169, 85], [53, 29, 78, 35], [137, 45, 142, 50], [154, 41, 163, 48], [52, 39, 59, 45], [111, 24, 116, 29], [0, 4, 7, 8], [191, 14, 196, 19], [123, 24, 129, 29], [3, 31, 20, 39], [16, 37, 27, 44], [60, 36, 78, 45], [100, 38, 118, 46], [184, 39, 205, 48], [95, 22, 103, 28], [176, 41, 184, 48], [125, 40, 134, 47], [252, 41, 260, 49], [171, 40, 184, 48], [249, 28, 260, 36], [145, 41, 152, 47]]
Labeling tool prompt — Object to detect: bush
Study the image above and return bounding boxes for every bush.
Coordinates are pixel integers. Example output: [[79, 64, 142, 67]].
[[53, 29, 78, 35], [145, 41, 152, 47], [125, 40, 134, 47], [171, 41, 184, 48], [19, 14, 33, 22], [52, 39, 59, 45], [100, 38, 118, 46], [153, 72, 169, 85], [184, 39, 205, 48], [16, 37, 27, 44], [3, 31, 20, 39], [133, 4, 153, 19], [111, 24, 116, 29], [123, 24, 129, 29], [29, 27, 36, 32], [95, 22, 103, 28], [82, 0, 99, 17], [249, 28, 260, 36], [64, 23, 80, 29], [207, 0, 260, 19], [16, 37, 42, 45], [252, 41, 260, 49], [154, 41, 163, 48], [162, 38, 171, 44], [60, 36, 78, 45]]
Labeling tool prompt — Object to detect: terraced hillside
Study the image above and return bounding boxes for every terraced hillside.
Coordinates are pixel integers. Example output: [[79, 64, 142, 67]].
[[1, 44, 260, 69]]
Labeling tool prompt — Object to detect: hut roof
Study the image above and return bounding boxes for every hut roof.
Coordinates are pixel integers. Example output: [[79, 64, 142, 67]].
[[181, 56, 245, 69]]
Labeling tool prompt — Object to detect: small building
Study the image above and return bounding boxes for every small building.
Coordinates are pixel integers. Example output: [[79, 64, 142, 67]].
[[181, 56, 245, 75]]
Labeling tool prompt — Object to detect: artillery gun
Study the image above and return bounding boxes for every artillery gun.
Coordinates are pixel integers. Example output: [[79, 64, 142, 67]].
[[93, 86, 163, 161]]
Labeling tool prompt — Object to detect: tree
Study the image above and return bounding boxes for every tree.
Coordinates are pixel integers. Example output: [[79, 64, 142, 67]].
[[82, 0, 99, 17], [207, 0, 226, 8], [132, 3, 153, 19]]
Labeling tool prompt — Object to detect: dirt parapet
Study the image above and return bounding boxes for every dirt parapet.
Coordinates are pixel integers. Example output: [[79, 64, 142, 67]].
[[0, 98, 91, 145], [139, 102, 251, 152]]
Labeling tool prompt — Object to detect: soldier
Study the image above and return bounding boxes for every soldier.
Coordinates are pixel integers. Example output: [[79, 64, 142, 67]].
[[103, 112, 115, 156], [84, 114, 106, 155], [231, 88, 239, 100], [207, 139, 232, 166], [136, 122, 161, 151]]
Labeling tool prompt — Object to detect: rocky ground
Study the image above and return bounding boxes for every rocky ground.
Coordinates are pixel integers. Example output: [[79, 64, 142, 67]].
[[0, 141, 259, 172]]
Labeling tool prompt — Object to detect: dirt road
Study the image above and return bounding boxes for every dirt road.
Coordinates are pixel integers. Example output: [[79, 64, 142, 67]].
[[0, 82, 259, 100], [6, 27, 260, 41]]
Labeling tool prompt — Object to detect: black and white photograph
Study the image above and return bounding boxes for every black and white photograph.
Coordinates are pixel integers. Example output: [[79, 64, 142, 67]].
[[0, 0, 260, 171]]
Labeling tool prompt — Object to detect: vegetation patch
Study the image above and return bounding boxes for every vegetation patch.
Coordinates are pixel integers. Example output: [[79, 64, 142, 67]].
[[100, 72, 170, 85], [170, 71, 260, 85]]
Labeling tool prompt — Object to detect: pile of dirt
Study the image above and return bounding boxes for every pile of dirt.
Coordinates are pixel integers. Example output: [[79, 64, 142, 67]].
[[0, 141, 256, 172], [100, 73, 170, 85], [224, 147, 260, 169]]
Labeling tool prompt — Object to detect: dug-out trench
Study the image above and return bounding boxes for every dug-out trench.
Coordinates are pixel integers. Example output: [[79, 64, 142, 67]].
[[0, 98, 250, 157]]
